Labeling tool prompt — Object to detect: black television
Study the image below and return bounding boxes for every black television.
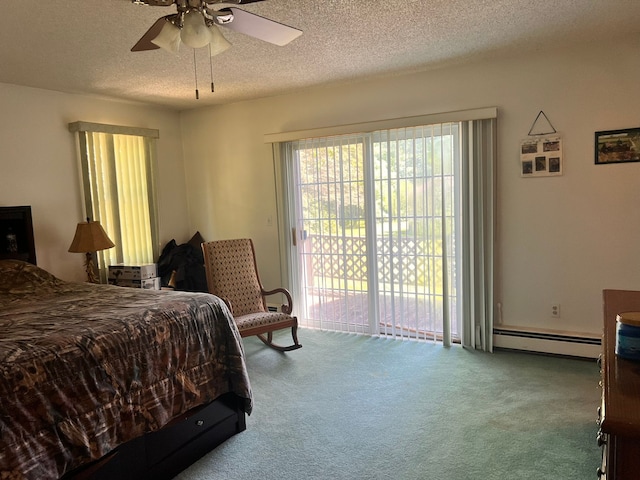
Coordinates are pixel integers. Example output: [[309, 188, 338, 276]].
[[0, 206, 36, 265]]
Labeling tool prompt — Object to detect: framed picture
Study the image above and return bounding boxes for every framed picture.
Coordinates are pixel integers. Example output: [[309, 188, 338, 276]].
[[520, 135, 563, 177], [595, 127, 640, 164]]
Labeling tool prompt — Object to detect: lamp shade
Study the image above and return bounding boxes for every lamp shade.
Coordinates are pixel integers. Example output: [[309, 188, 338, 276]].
[[181, 10, 211, 48], [208, 24, 231, 56], [151, 19, 181, 54], [68, 221, 115, 253]]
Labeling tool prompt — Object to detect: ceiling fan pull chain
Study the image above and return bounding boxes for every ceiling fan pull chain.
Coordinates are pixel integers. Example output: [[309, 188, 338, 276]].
[[209, 45, 215, 92], [193, 49, 199, 100]]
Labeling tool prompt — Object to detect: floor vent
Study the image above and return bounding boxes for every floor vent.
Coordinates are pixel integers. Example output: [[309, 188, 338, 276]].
[[493, 328, 601, 359]]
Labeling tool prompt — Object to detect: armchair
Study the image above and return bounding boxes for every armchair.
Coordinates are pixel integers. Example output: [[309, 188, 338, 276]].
[[202, 238, 302, 352]]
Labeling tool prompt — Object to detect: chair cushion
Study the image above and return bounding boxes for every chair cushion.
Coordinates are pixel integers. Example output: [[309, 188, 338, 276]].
[[235, 312, 294, 331]]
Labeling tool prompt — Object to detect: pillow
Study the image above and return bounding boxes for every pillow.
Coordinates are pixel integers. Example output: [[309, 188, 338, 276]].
[[0, 259, 65, 294], [187, 231, 205, 249], [188, 231, 205, 264]]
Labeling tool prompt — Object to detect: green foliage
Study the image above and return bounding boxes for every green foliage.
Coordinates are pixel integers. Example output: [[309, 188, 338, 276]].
[[295, 126, 458, 293]]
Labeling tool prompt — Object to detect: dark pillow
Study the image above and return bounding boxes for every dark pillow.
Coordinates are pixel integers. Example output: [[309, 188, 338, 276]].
[[187, 231, 205, 264], [188, 231, 205, 250]]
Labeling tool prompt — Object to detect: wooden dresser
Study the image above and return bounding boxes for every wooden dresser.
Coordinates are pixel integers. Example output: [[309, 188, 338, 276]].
[[599, 290, 640, 479]]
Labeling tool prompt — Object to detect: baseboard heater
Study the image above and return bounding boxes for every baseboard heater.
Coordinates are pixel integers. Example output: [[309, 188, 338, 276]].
[[493, 327, 601, 359]]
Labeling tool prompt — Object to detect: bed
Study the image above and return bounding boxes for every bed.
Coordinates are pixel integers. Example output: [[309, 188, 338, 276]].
[[0, 259, 253, 480]]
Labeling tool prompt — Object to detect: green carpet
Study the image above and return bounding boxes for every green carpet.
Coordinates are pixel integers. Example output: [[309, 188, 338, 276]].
[[176, 329, 600, 480]]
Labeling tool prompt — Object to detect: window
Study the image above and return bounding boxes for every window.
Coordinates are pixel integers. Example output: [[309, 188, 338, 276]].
[[286, 124, 460, 342], [270, 108, 496, 350], [69, 122, 159, 279]]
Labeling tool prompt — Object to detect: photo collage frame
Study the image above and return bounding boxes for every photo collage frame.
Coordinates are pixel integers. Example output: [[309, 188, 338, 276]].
[[520, 135, 563, 177]]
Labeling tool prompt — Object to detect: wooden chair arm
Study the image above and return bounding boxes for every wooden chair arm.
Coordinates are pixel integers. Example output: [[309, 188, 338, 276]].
[[261, 287, 294, 315]]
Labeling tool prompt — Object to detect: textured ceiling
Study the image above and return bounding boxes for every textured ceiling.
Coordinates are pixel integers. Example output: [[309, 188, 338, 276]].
[[2, 0, 640, 111]]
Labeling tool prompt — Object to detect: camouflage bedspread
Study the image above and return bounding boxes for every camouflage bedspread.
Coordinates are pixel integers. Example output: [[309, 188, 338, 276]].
[[0, 260, 252, 480]]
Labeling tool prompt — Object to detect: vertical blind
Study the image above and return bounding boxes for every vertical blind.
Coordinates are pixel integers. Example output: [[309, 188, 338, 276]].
[[271, 108, 496, 351], [372, 124, 459, 344], [286, 124, 461, 344], [69, 122, 159, 276], [290, 135, 370, 335]]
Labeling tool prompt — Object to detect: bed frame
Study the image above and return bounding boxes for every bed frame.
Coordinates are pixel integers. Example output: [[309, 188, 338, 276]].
[[0, 207, 247, 479], [64, 393, 246, 480], [0, 206, 36, 265]]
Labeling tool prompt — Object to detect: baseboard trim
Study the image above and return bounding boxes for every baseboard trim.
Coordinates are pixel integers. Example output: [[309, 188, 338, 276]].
[[493, 327, 601, 359]]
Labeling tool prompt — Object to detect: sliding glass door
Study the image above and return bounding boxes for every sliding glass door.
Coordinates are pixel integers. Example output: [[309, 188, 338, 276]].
[[372, 125, 459, 341], [287, 123, 461, 342]]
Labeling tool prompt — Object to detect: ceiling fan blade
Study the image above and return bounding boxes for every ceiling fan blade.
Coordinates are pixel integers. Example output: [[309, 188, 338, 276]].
[[206, 0, 266, 4], [131, 16, 170, 52], [220, 8, 302, 46], [131, 0, 174, 5]]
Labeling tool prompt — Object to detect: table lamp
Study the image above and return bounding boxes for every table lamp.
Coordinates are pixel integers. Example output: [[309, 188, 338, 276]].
[[68, 218, 115, 283]]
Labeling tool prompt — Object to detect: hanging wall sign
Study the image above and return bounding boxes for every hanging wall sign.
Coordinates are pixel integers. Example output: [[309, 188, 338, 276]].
[[520, 135, 563, 177]]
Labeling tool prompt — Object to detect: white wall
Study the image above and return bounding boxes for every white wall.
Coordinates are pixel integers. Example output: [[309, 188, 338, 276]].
[[0, 84, 189, 281], [180, 37, 640, 337], [2, 37, 637, 338]]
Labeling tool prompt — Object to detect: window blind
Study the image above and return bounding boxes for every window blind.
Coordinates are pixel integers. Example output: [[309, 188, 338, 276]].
[[69, 122, 159, 279], [274, 112, 496, 351]]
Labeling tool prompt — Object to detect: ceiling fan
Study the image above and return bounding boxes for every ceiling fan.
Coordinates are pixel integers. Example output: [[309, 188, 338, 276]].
[[131, 0, 302, 55]]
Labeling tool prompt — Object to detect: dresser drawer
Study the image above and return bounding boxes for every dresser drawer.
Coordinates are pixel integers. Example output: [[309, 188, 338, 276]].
[[145, 400, 238, 467]]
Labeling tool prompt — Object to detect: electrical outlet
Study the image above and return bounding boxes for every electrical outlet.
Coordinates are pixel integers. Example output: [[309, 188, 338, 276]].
[[551, 303, 561, 318]]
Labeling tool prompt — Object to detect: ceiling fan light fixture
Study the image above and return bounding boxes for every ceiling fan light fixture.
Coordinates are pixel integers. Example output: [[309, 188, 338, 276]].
[[181, 10, 211, 49], [150, 19, 181, 54], [208, 24, 231, 57]]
